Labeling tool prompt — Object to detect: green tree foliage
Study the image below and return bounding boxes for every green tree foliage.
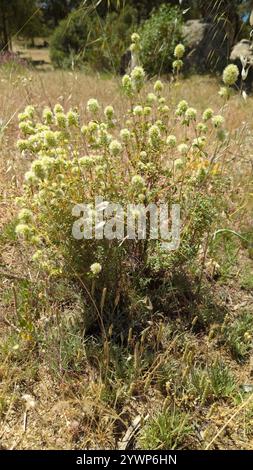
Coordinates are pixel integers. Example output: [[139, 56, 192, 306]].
[[40, 0, 128, 27], [50, 3, 137, 71], [138, 4, 183, 76], [0, 0, 44, 50], [49, 7, 94, 68], [100, 5, 137, 72], [39, 0, 82, 27]]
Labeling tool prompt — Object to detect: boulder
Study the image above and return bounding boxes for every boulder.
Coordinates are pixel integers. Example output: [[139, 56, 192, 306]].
[[230, 40, 253, 64], [230, 40, 253, 92], [182, 19, 230, 74], [120, 50, 140, 75]]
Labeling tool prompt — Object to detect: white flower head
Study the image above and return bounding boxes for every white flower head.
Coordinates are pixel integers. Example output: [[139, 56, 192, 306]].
[[90, 263, 102, 275], [177, 143, 189, 155], [22, 394, 36, 410], [154, 80, 164, 93], [133, 105, 143, 116], [109, 140, 122, 156], [87, 98, 100, 114], [222, 64, 239, 86], [104, 105, 114, 120], [174, 43, 185, 59], [167, 135, 177, 148]]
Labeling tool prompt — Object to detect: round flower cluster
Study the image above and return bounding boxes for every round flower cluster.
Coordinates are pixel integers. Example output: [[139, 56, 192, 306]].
[[197, 123, 208, 134], [109, 139, 122, 156], [154, 80, 164, 94], [177, 143, 189, 155], [167, 135, 177, 148], [122, 74, 133, 96], [222, 64, 239, 86], [55, 112, 67, 129], [67, 109, 79, 127], [148, 124, 161, 147], [18, 105, 35, 123], [130, 66, 145, 92], [174, 158, 184, 169], [130, 32, 141, 54], [133, 105, 143, 117], [172, 43, 185, 73], [104, 105, 114, 121], [218, 86, 230, 100], [202, 108, 214, 122], [19, 121, 35, 136], [90, 263, 102, 276], [131, 175, 145, 189], [184, 107, 197, 124], [147, 93, 157, 105], [120, 128, 131, 143], [173, 60, 183, 72], [43, 107, 53, 125], [87, 98, 100, 114], [174, 43, 185, 59], [143, 106, 152, 116], [18, 208, 33, 223], [131, 33, 140, 44], [212, 115, 225, 128], [192, 137, 206, 150], [176, 100, 188, 116], [15, 223, 34, 240], [54, 104, 64, 114]]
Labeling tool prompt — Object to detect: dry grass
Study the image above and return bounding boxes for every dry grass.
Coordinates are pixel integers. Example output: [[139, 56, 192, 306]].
[[0, 67, 253, 450], [12, 40, 51, 70]]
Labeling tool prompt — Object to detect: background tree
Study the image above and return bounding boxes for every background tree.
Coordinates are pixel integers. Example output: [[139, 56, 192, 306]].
[[39, 0, 82, 28], [0, 0, 43, 51], [39, 0, 127, 27], [1, 0, 252, 56], [138, 4, 183, 75], [50, 2, 137, 71]]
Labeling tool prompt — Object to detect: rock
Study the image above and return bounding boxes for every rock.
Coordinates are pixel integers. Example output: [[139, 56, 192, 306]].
[[240, 384, 253, 393], [230, 39, 253, 64], [120, 50, 139, 75], [120, 50, 131, 75], [183, 19, 208, 49], [183, 19, 230, 74], [120, 19, 229, 76], [230, 39, 253, 92]]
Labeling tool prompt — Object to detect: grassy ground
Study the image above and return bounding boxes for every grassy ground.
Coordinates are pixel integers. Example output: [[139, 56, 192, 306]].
[[12, 40, 51, 70], [0, 67, 253, 450]]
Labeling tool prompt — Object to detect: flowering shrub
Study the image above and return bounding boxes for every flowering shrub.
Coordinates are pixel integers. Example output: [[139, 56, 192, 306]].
[[15, 39, 235, 326]]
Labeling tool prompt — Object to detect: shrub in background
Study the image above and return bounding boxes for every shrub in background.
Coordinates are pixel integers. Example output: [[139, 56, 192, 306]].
[[138, 4, 183, 76], [49, 8, 100, 69], [100, 5, 137, 73], [50, 5, 137, 72]]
